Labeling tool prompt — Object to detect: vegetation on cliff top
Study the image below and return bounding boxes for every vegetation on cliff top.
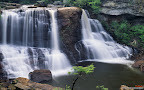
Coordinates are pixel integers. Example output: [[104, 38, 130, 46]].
[[65, 0, 101, 14]]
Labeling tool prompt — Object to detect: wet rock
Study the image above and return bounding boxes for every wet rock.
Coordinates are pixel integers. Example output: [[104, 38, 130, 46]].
[[140, 63, 144, 72], [29, 70, 52, 83], [28, 6, 37, 8], [58, 7, 82, 63], [37, 49, 46, 69], [132, 60, 144, 68], [0, 52, 4, 62]]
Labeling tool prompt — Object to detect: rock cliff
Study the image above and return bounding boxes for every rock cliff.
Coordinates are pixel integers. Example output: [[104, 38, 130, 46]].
[[58, 7, 82, 63]]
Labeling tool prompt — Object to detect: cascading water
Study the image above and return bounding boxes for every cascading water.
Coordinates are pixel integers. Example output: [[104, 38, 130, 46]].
[[0, 7, 71, 78], [78, 10, 134, 64]]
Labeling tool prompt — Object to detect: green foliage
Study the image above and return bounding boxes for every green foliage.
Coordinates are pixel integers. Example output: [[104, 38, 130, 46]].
[[108, 20, 144, 48], [72, 63, 95, 74], [110, 21, 131, 44], [65, 0, 101, 14], [69, 64, 95, 90], [96, 85, 108, 90]]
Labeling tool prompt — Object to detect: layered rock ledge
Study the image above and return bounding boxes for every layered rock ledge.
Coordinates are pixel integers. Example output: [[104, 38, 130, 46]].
[[100, 1, 144, 16], [0, 77, 61, 90]]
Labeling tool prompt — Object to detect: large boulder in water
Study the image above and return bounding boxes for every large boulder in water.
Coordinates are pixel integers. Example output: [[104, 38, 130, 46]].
[[132, 60, 144, 72], [58, 7, 82, 63], [29, 70, 52, 83], [132, 60, 144, 68]]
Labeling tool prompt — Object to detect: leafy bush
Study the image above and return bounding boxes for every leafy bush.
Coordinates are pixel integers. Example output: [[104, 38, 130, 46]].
[[69, 64, 95, 90], [107, 21, 144, 48], [65, 0, 101, 14], [96, 85, 108, 90]]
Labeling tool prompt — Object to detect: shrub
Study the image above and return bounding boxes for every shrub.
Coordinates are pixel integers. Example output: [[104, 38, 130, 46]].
[[107, 21, 144, 48], [65, 0, 101, 14]]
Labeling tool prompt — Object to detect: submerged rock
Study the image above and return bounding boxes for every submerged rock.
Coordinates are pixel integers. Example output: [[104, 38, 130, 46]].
[[29, 70, 52, 83]]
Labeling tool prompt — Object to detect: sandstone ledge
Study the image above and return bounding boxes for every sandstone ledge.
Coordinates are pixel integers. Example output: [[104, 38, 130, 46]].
[[0, 77, 61, 90]]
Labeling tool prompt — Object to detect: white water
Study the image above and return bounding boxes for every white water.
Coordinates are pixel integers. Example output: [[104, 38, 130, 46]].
[[0, 8, 71, 78], [80, 10, 134, 64]]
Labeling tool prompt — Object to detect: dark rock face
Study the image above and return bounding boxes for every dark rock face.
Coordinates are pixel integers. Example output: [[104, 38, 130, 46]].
[[0, 52, 7, 79], [58, 7, 82, 63], [100, 1, 144, 16], [34, 1, 47, 7], [95, 0, 144, 25], [29, 70, 52, 83]]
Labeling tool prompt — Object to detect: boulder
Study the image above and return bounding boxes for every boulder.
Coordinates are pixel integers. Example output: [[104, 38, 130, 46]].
[[58, 7, 82, 62], [132, 60, 144, 68], [29, 70, 52, 83], [34, 1, 47, 7]]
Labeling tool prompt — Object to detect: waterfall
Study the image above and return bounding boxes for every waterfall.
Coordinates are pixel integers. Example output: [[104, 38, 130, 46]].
[[79, 10, 133, 64], [0, 8, 71, 78]]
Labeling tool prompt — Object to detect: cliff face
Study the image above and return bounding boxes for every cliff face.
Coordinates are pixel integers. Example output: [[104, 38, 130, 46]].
[[97, 0, 144, 24], [101, 0, 144, 16], [58, 7, 82, 63]]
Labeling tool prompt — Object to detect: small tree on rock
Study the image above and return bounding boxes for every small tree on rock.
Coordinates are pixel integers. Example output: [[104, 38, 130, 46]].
[[69, 63, 95, 90]]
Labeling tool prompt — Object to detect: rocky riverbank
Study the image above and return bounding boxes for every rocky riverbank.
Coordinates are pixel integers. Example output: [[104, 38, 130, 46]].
[[0, 77, 61, 90]]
